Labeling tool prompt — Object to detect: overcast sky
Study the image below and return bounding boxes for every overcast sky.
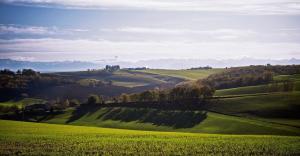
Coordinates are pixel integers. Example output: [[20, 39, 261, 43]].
[[0, 0, 300, 62]]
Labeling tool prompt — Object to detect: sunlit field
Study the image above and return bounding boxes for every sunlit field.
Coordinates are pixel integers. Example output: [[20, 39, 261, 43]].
[[1, 120, 299, 155]]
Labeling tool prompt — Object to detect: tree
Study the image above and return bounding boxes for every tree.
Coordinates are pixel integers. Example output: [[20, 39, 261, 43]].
[[69, 99, 80, 107], [63, 99, 70, 108], [120, 93, 130, 103], [201, 85, 214, 98], [87, 95, 100, 104], [105, 65, 120, 72], [262, 71, 274, 82], [0, 69, 15, 75], [283, 81, 294, 92], [158, 90, 168, 101], [139, 90, 154, 102], [188, 84, 202, 99], [22, 69, 39, 76]]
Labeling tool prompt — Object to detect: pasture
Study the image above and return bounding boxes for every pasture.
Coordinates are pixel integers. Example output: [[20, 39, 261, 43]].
[[0, 98, 45, 108], [38, 107, 300, 136], [0, 120, 299, 155], [208, 91, 300, 127], [135, 69, 223, 80]]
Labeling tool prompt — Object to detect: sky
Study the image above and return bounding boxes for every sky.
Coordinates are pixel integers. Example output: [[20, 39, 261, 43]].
[[0, 0, 300, 62]]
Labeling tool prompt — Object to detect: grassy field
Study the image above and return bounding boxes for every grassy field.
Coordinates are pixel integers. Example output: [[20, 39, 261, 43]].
[[208, 91, 300, 127], [0, 98, 45, 108], [215, 74, 300, 96], [38, 107, 300, 136], [1, 120, 299, 155], [135, 69, 223, 80]]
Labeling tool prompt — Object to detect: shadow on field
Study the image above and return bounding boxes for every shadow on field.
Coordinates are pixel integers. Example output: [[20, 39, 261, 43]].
[[97, 107, 207, 128], [66, 105, 101, 123], [242, 104, 300, 119]]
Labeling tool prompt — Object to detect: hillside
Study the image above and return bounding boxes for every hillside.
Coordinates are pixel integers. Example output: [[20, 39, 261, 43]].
[[134, 69, 223, 80], [0, 98, 45, 108], [209, 74, 300, 129], [208, 92, 300, 127], [215, 74, 300, 96], [2, 73, 300, 136], [20, 106, 297, 136], [0, 69, 186, 101], [1, 120, 299, 155]]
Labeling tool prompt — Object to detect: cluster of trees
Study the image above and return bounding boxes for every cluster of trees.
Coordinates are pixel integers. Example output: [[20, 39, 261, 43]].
[[104, 65, 120, 72], [264, 64, 300, 75], [0, 69, 74, 101], [0, 98, 82, 117], [87, 94, 105, 105], [109, 82, 214, 105], [0, 105, 19, 114], [200, 66, 274, 89], [268, 81, 295, 92], [199, 65, 300, 90], [124, 67, 149, 70], [188, 66, 212, 70]]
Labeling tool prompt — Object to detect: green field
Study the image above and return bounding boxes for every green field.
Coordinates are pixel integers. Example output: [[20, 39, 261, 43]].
[[35, 106, 299, 136], [135, 69, 223, 80], [215, 74, 300, 96], [1, 120, 299, 155], [209, 91, 300, 127], [0, 98, 45, 108]]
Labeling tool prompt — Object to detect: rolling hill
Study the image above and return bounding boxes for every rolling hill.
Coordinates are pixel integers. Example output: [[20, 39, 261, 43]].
[[18, 106, 297, 136], [134, 69, 223, 80]]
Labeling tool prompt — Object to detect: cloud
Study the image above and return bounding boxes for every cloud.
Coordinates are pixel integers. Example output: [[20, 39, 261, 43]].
[[0, 24, 89, 37], [0, 24, 56, 35], [2, 0, 300, 15], [0, 38, 299, 61], [101, 27, 256, 40]]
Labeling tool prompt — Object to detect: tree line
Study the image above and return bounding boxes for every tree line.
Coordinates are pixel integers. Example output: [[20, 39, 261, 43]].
[[85, 81, 214, 108], [199, 65, 300, 90], [0, 69, 74, 101]]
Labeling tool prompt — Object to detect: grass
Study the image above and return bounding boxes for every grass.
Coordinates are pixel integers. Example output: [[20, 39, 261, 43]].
[[215, 84, 274, 96], [40, 107, 300, 136], [77, 78, 102, 86], [208, 91, 300, 127], [0, 120, 299, 155], [215, 74, 300, 96], [111, 81, 149, 88], [0, 98, 45, 108], [135, 69, 223, 80], [274, 74, 300, 81]]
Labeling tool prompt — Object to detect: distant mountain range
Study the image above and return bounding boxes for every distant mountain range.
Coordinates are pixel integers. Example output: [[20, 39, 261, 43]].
[[1, 58, 300, 72]]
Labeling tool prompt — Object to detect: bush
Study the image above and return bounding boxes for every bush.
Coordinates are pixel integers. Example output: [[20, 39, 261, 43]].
[[69, 99, 80, 107], [87, 95, 104, 105], [87, 95, 99, 104]]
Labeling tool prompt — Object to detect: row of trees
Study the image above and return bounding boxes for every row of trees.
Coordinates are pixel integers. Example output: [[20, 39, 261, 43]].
[[0, 69, 39, 76], [104, 65, 120, 72], [0, 69, 74, 101], [84, 82, 215, 106], [264, 64, 300, 75], [197, 64, 300, 90], [188, 66, 212, 70], [268, 81, 295, 92], [200, 67, 274, 89]]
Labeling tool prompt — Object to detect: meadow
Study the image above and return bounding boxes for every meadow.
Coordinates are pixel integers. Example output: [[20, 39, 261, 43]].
[[135, 69, 223, 80], [1, 120, 299, 155], [0, 98, 45, 108], [215, 74, 300, 96], [31, 107, 299, 136]]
